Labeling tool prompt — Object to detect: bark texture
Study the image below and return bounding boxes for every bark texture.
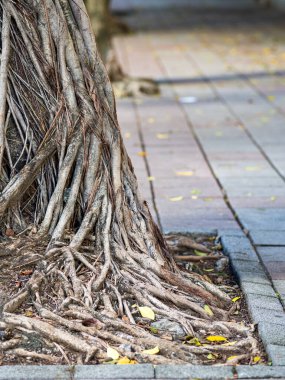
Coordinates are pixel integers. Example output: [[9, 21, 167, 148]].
[[0, 0, 256, 364]]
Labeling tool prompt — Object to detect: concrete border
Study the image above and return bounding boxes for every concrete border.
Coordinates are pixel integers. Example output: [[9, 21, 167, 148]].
[[1, 230, 284, 379], [1, 364, 285, 379], [220, 230, 285, 367]]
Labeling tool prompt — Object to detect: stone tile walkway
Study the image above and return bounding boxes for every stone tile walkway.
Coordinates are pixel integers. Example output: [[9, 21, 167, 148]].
[[112, 0, 285, 368]]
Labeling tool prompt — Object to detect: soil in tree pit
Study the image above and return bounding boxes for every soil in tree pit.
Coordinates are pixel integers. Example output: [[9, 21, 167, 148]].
[[0, 233, 266, 366]]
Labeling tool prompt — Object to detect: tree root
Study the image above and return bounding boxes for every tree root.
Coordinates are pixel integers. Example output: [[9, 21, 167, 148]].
[[5, 348, 60, 363], [0, 233, 258, 365], [106, 49, 159, 98], [166, 234, 213, 254], [112, 77, 160, 99]]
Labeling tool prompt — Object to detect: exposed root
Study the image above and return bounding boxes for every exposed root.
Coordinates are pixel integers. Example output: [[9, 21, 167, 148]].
[[0, 233, 258, 365], [5, 348, 60, 363], [166, 234, 213, 254], [106, 49, 159, 98], [112, 77, 160, 99]]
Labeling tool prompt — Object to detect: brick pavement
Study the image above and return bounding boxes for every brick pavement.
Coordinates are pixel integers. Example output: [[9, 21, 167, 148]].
[[113, 0, 285, 369]]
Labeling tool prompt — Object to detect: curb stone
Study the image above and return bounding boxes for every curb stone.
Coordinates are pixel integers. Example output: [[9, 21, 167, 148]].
[[0, 365, 72, 380], [219, 230, 285, 368], [2, 365, 285, 379], [258, 323, 285, 346], [267, 346, 285, 366], [74, 364, 154, 379], [154, 365, 234, 379], [236, 365, 285, 378]]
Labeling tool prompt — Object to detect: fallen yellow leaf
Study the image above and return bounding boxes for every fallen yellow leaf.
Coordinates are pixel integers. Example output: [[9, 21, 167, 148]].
[[191, 189, 202, 195], [187, 337, 201, 346], [137, 151, 147, 157], [138, 306, 155, 320], [194, 250, 207, 257], [207, 353, 215, 360], [253, 356, 261, 363], [169, 196, 183, 202], [124, 132, 131, 139], [204, 305, 214, 316], [147, 117, 155, 124], [107, 347, 120, 360], [147, 176, 155, 181], [156, 133, 169, 139], [260, 116, 269, 124], [117, 356, 131, 364], [227, 355, 238, 361], [270, 196, 276, 201], [175, 171, 194, 177], [206, 335, 227, 342], [24, 310, 33, 317], [267, 95, 275, 102], [142, 346, 159, 355], [245, 166, 261, 172], [231, 296, 241, 303]]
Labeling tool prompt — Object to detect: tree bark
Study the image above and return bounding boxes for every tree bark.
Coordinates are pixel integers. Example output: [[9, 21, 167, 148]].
[[0, 0, 255, 364]]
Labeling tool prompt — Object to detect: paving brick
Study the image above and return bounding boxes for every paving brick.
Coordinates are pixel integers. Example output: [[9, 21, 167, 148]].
[[0, 366, 71, 380], [227, 250, 259, 262], [246, 293, 283, 313], [236, 208, 285, 231], [221, 235, 258, 261], [230, 259, 264, 275], [250, 231, 285, 246], [221, 235, 253, 252], [230, 197, 285, 209], [241, 282, 276, 298], [154, 365, 234, 379], [258, 322, 285, 346], [267, 345, 285, 366], [74, 364, 154, 379], [257, 247, 285, 262], [234, 270, 271, 286], [265, 262, 285, 280], [236, 365, 285, 379], [250, 308, 285, 326]]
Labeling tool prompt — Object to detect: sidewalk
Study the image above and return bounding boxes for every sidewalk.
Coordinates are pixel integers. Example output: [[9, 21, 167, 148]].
[[113, 0, 285, 369]]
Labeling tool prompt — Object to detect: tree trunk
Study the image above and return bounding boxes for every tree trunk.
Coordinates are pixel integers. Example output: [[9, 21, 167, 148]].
[[0, 0, 254, 364]]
